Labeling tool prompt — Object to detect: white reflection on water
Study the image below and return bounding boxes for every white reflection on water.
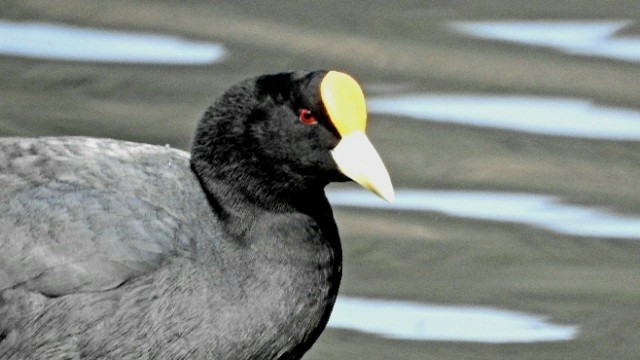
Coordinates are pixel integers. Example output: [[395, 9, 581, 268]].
[[0, 21, 225, 64], [367, 94, 640, 140], [327, 189, 640, 239], [449, 20, 640, 62], [328, 297, 578, 343]]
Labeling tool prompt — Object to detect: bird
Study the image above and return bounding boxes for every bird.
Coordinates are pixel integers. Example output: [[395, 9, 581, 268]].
[[0, 70, 394, 359]]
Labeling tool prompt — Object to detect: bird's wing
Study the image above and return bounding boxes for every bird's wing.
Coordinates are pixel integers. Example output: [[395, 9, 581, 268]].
[[0, 137, 198, 296]]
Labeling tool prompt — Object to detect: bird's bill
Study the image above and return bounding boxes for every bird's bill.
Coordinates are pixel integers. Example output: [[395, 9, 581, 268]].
[[320, 71, 394, 202], [331, 131, 395, 202]]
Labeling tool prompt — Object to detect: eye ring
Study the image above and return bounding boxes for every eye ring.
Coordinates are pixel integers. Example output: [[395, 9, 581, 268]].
[[298, 108, 318, 125]]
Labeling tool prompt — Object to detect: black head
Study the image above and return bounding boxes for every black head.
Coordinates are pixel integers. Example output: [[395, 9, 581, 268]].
[[191, 70, 393, 206]]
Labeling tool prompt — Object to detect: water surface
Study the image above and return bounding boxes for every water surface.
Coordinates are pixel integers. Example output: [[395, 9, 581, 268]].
[[327, 189, 640, 239], [0, 21, 225, 64], [367, 94, 640, 140], [450, 20, 640, 62], [328, 297, 578, 343]]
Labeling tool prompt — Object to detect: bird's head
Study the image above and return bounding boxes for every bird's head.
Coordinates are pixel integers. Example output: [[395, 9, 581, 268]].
[[191, 70, 394, 203]]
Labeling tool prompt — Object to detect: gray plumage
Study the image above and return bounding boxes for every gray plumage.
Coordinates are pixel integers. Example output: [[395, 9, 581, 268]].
[[0, 137, 337, 359]]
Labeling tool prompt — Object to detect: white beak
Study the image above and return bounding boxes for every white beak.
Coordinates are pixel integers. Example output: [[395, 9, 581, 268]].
[[331, 131, 395, 202]]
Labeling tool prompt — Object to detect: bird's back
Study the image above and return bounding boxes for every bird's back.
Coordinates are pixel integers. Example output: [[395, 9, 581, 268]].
[[0, 137, 225, 358], [0, 136, 340, 360]]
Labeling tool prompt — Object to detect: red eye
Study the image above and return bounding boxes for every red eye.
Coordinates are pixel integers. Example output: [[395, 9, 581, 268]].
[[298, 108, 317, 125]]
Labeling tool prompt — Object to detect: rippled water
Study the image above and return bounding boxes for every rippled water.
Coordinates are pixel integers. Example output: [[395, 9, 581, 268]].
[[449, 20, 640, 62], [328, 297, 578, 343], [0, 21, 225, 64], [367, 94, 640, 140], [327, 189, 640, 239]]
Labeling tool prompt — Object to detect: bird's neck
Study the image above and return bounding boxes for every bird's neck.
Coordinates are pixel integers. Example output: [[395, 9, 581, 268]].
[[189, 159, 343, 359], [189, 134, 334, 233]]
